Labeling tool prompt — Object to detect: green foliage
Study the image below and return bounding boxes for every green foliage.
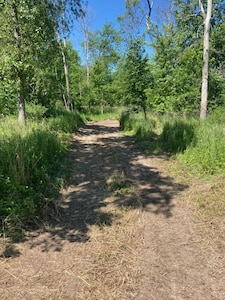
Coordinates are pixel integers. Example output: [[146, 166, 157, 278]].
[[0, 1, 84, 120], [148, 0, 225, 114], [0, 80, 17, 115], [120, 111, 225, 175], [208, 103, 225, 123], [84, 106, 123, 121], [123, 40, 149, 116], [0, 126, 64, 225], [0, 111, 83, 235], [158, 120, 196, 154], [47, 111, 84, 133], [26, 103, 48, 120], [120, 111, 135, 131], [178, 121, 225, 175], [85, 23, 121, 109], [135, 121, 155, 141], [120, 111, 156, 139]]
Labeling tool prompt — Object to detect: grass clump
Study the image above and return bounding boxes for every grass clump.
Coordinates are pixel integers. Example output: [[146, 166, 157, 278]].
[[120, 111, 157, 139], [158, 119, 196, 154], [0, 111, 83, 237], [47, 110, 84, 133], [178, 121, 225, 175]]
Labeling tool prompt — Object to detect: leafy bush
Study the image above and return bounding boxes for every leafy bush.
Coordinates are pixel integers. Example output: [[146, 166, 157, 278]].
[[26, 103, 48, 120], [120, 111, 131, 131]]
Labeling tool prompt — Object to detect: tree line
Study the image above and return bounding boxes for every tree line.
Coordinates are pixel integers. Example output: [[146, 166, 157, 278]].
[[0, 0, 225, 122]]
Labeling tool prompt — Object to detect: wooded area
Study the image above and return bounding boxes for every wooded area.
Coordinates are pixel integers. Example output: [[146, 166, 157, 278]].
[[0, 0, 224, 122]]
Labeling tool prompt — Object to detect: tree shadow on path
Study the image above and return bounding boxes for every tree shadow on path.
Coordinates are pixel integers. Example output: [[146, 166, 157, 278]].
[[14, 121, 189, 253]]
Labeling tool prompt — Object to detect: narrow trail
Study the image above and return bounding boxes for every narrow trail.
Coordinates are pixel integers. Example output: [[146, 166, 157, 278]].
[[0, 120, 224, 299]]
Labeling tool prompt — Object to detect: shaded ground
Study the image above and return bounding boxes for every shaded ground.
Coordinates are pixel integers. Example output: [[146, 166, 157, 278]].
[[0, 120, 224, 299]]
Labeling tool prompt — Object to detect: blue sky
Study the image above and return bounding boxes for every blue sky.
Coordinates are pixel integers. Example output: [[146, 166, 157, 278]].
[[72, 0, 171, 59], [86, 0, 125, 30], [72, 0, 126, 53]]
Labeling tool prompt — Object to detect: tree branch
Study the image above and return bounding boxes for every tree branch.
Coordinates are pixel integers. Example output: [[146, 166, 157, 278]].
[[199, 0, 206, 19], [146, 0, 153, 30]]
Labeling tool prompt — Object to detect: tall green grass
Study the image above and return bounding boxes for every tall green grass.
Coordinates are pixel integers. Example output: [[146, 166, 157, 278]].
[[0, 111, 84, 235], [158, 119, 197, 154], [119, 111, 225, 175], [178, 121, 225, 175]]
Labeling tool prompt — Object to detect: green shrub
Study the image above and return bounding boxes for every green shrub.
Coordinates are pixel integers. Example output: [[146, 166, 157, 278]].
[[26, 103, 48, 120], [208, 105, 225, 123], [119, 111, 131, 131], [159, 119, 196, 154]]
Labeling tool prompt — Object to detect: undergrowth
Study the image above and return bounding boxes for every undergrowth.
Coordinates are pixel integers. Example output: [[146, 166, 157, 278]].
[[84, 106, 124, 121], [119, 111, 225, 218], [0, 111, 84, 238]]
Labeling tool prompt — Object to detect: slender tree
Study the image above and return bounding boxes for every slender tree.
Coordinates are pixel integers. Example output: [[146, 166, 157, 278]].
[[199, 0, 213, 119], [11, 2, 26, 124]]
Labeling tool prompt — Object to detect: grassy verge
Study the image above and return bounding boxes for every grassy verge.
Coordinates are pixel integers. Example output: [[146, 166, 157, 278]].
[[119, 111, 225, 219], [0, 111, 84, 238]]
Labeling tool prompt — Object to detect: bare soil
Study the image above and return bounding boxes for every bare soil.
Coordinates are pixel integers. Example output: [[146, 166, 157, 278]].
[[0, 120, 225, 299]]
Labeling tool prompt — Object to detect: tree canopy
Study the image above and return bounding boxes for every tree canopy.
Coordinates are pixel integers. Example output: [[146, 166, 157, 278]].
[[0, 0, 225, 120]]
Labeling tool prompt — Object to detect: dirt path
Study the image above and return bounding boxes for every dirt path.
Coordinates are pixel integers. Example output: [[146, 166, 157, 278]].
[[0, 120, 224, 299]]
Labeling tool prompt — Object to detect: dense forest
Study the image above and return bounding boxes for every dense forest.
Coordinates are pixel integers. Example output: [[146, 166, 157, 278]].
[[0, 0, 225, 232]]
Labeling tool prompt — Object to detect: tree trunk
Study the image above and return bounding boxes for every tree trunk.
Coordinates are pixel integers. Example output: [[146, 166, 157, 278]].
[[79, 9, 92, 103], [18, 73, 26, 124], [63, 39, 73, 112], [11, 2, 26, 124], [56, 31, 73, 112], [199, 0, 212, 120]]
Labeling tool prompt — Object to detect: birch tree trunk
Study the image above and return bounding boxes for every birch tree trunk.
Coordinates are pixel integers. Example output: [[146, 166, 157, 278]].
[[56, 31, 73, 112], [11, 3, 26, 125], [199, 0, 212, 120], [79, 11, 91, 88], [63, 39, 73, 112]]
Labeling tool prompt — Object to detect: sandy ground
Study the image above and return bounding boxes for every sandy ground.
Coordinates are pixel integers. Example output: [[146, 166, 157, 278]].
[[0, 120, 224, 299]]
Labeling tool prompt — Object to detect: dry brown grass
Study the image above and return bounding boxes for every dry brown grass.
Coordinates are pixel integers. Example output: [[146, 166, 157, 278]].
[[179, 175, 225, 220], [168, 160, 225, 219], [76, 199, 142, 299], [74, 170, 142, 299]]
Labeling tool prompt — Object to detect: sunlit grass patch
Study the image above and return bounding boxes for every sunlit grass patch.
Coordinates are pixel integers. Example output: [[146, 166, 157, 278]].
[[0, 111, 83, 237], [105, 171, 133, 194]]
